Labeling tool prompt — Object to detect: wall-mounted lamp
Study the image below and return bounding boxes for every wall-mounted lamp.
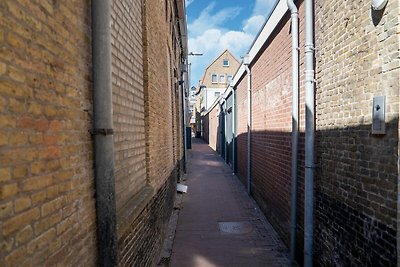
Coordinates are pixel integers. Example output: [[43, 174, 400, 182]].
[[372, 0, 388, 10]]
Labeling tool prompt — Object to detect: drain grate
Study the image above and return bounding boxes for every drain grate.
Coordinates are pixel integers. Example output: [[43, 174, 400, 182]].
[[218, 221, 253, 235]]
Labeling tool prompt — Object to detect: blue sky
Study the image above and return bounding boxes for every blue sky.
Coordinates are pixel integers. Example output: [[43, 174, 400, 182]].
[[186, 0, 276, 88]]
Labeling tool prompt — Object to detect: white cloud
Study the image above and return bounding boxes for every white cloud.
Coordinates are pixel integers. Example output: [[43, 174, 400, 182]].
[[252, 0, 276, 16], [188, 3, 241, 37], [185, 0, 194, 7], [188, 29, 253, 85], [243, 15, 265, 35], [187, 0, 275, 87]]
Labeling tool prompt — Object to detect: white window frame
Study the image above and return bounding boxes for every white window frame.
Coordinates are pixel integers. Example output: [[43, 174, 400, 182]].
[[219, 74, 225, 83], [211, 74, 218, 83], [223, 59, 229, 67]]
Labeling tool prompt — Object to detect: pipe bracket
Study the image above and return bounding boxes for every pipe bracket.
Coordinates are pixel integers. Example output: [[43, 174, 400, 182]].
[[90, 128, 114, 135]]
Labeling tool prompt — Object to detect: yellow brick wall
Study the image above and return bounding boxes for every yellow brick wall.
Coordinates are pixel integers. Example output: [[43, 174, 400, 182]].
[[111, 0, 147, 216], [143, 0, 184, 189], [315, 1, 399, 265], [0, 1, 96, 266]]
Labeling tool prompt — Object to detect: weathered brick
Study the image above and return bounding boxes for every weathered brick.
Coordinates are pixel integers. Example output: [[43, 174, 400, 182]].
[[0, 183, 19, 200], [3, 208, 40, 236], [38, 0, 54, 14], [12, 165, 29, 179], [5, 245, 27, 267], [0, 80, 33, 99], [31, 190, 47, 205], [0, 114, 17, 128], [34, 211, 62, 235], [8, 66, 26, 83], [18, 117, 49, 131], [0, 167, 11, 182], [41, 196, 66, 217], [15, 196, 32, 213], [22, 175, 52, 191], [27, 228, 56, 254], [0, 132, 8, 146], [8, 98, 26, 114], [9, 131, 28, 145], [27, 103, 43, 116], [16, 225, 33, 245], [0, 201, 14, 219], [0, 62, 6, 75], [6, 32, 25, 49]]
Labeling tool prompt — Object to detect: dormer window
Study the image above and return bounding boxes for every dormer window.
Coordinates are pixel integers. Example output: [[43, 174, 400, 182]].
[[223, 59, 229, 67]]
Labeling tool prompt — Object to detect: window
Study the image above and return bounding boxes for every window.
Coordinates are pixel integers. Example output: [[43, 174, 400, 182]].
[[219, 74, 225, 83], [227, 75, 233, 82], [214, 92, 220, 98], [211, 74, 217, 83], [223, 59, 229, 67]]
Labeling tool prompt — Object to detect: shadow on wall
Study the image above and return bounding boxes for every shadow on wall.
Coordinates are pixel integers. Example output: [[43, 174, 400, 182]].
[[212, 118, 398, 266]]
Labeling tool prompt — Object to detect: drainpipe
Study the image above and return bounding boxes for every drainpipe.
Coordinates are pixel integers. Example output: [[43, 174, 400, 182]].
[[231, 82, 236, 174], [224, 100, 227, 161], [181, 61, 188, 173], [92, 1, 118, 266], [304, 0, 315, 266], [243, 55, 252, 195], [287, 0, 300, 263]]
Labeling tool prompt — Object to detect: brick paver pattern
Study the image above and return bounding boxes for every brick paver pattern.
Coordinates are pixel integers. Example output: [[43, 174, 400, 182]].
[[170, 139, 291, 267]]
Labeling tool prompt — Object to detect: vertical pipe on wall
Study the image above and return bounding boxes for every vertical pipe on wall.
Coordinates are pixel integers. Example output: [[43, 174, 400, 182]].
[[287, 0, 300, 263], [244, 55, 252, 195], [224, 101, 228, 161], [304, 0, 315, 266], [231, 83, 236, 174], [92, 1, 118, 265], [181, 59, 188, 173]]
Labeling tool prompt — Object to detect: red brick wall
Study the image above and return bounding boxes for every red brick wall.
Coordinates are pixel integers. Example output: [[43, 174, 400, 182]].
[[235, 76, 249, 186], [204, 104, 221, 151], [234, 2, 306, 249], [0, 1, 96, 266]]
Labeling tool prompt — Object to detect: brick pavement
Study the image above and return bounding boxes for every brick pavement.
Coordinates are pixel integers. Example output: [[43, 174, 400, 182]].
[[169, 138, 291, 267]]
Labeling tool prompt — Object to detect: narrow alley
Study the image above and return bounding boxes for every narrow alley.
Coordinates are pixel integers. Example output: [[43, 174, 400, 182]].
[[1, 0, 399, 266], [169, 139, 291, 267]]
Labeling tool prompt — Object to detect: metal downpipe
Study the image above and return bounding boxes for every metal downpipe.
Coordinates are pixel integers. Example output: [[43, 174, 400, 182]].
[[287, 0, 300, 263], [224, 101, 227, 161], [92, 1, 118, 266], [304, 0, 315, 266], [232, 84, 236, 174], [244, 59, 252, 195]]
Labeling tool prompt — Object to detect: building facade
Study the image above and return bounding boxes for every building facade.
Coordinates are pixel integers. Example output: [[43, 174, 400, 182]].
[[0, 0, 187, 266], [203, 0, 399, 266], [197, 49, 240, 114]]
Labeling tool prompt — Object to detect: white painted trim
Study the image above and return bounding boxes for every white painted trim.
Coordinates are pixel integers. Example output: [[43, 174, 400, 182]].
[[223, 0, 289, 100]]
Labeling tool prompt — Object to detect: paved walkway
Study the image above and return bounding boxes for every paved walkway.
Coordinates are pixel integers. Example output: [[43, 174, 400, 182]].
[[169, 139, 291, 267]]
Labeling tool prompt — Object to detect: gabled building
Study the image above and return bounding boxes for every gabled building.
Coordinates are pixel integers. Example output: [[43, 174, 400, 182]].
[[197, 49, 240, 114]]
